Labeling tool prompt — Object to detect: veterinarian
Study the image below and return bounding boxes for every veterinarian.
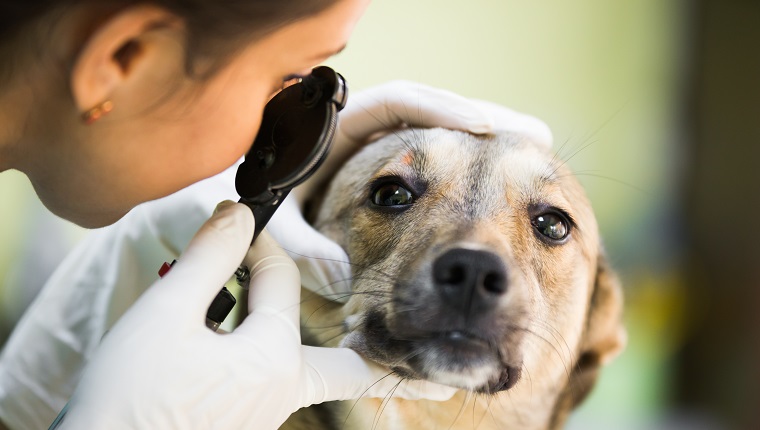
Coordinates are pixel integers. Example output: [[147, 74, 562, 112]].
[[0, 1, 553, 429]]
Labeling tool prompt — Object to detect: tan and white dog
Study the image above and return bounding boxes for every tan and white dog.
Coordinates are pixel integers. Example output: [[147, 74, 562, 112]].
[[283, 128, 625, 430]]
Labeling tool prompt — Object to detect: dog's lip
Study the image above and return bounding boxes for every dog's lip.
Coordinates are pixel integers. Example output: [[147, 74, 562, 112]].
[[422, 330, 497, 364], [405, 329, 497, 357], [479, 365, 522, 394], [437, 330, 489, 346]]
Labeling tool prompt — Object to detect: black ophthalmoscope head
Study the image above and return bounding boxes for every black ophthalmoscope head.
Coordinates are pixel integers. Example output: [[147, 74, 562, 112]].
[[235, 65, 347, 243]]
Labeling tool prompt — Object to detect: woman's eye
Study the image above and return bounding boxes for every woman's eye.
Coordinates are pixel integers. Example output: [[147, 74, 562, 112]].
[[371, 183, 414, 207], [532, 213, 569, 241]]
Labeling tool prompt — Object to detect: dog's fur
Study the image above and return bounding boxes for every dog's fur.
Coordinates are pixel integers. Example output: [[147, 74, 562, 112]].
[[283, 128, 625, 430]]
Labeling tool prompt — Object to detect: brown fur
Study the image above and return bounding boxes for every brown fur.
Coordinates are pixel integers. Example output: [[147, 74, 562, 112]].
[[284, 128, 625, 430]]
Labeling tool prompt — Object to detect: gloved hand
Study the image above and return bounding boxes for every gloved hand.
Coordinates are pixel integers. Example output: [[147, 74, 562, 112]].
[[270, 80, 553, 301], [60, 202, 455, 430]]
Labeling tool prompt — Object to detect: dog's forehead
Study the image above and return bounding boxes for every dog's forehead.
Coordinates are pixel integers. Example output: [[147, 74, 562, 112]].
[[372, 128, 560, 186]]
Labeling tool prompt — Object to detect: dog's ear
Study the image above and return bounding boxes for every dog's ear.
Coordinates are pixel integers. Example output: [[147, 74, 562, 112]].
[[578, 251, 627, 369], [550, 250, 626, 428]]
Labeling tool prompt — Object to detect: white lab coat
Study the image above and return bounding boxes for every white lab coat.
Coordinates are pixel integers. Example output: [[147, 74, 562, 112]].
[[0, 165, 238, 430]]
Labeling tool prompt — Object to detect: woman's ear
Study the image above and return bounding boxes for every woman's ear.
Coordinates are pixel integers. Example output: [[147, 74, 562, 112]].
[[70, 5, 180, 112]]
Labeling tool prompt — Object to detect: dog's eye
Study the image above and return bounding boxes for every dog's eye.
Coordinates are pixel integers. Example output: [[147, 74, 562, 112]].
[[371, 183, 414, 207], [532, 213, 569, 241]]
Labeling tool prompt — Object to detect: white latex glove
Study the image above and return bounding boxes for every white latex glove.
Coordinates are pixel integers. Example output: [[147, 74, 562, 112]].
[[59, 202, 454, 430], [270, 80, 553, 301]]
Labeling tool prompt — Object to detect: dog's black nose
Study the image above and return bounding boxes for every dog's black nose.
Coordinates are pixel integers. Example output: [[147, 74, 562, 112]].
[[432, 248, 508, 313]]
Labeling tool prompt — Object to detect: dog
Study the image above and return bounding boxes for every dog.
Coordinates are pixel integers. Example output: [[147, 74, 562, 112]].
[[282, 128, 625, 429]]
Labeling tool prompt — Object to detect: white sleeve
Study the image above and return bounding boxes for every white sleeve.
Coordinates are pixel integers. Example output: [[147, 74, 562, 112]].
[[0, 165, 238, 430]]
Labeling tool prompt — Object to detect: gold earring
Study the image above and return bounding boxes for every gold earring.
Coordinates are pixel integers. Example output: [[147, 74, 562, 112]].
[[81, 100, 113, 125]]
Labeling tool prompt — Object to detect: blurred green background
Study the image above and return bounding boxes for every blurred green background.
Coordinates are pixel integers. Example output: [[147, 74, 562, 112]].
[[2, 0, 757, 428]]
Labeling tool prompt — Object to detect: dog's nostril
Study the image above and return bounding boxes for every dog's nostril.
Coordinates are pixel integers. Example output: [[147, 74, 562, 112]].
[[438, 265, 466, 284], [483, 272, 505, 294]]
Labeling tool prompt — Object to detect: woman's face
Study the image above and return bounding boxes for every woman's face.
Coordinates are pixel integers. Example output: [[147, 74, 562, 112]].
[[37, 0, 370, 227]]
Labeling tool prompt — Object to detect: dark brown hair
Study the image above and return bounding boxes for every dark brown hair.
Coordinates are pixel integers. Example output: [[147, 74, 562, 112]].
[[0, 0, 340, 81]]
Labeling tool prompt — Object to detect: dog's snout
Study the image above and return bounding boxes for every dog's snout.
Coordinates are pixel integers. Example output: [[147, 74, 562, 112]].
[[432, 248, 508, 312]]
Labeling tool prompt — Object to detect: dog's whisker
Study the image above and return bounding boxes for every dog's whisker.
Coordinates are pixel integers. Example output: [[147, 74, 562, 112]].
[[313, 332, 347, 347], [542, 133, 595, 181], [472, 392, 482, 429], [322, 290, 393, 302], [483, 395, 503, 430], [300, 320, 345, 331], [577, 102, 627, 147], [474, 392, 500, 430], [304, 328, 346, 344], [384, 347, 427, 369], [397, 97, 418, 140], [354, 98, 423, 153], [342, 370, 399, 428], [509, 324, 573, 383], [505, 387, 529, 427], [521, 362, 534, 401], [314, 335, 346, 349], [371, 377, 403, 430], [524, 320, 575, 364], [533, 321, 578, 377], [279, 248, 401, 281], [443, 386, 470, 430], [354, 98, 395, 131], [300, 276, 396, 302], [567, 172, 649, 195], [300, 313, 340, 330], [544, 105, 626, 184], [539, 135, 574, 183], [549, 138, 599, 179]]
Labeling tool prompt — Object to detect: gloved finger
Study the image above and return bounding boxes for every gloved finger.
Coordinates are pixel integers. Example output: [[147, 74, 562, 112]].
[[300, 346, 457, 407], [239, 230, 302, 328], [338, 80, 495, 143], [470, 99, 554, 149], [267, 197, 353, 301], [157, 201, 254, 313]]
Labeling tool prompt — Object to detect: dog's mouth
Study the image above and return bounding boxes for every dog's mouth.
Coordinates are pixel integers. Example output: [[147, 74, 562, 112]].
[[344, 312, 522, 394], [402, 330, 522, 394], [427, 330, 497, 365]]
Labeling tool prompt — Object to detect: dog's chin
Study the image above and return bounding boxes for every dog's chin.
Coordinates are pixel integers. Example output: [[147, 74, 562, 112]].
[[341, 329, 522, 394], [403, 332, 522, 394]]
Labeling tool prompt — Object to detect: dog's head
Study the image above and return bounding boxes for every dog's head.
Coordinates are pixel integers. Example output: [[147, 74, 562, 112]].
[[306, 128, 625, 422]]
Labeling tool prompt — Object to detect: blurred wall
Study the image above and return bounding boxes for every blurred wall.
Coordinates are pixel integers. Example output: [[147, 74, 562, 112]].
[[677, 0, 760, 428], [0, 172, 85, 345], [0, 1, 693, 428]]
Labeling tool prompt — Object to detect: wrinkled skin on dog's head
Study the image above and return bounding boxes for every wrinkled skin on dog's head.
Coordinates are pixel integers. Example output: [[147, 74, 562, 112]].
[[301, 128, 625, 429]]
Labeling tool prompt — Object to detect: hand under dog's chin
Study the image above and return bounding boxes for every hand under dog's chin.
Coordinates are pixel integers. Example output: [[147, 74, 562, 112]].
[[340, 330, 521, 394]]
